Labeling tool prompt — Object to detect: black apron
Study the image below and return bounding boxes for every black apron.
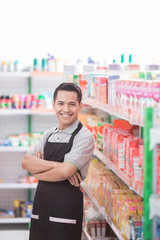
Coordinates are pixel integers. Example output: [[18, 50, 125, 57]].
[[29, 122, 83, 240]]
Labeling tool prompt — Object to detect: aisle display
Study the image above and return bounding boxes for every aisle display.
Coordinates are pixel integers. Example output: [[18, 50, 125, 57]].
[[75, 72, 160, 239], [84, 158, 143, 240], [82, 191, 118, 239]]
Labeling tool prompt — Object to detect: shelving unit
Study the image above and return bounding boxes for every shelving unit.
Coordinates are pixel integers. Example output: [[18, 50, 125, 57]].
[[150, 195, 160, 219], [83, 98, 144, 127], [83, 227, 93, 240], [0, 109, 55, 116], [72, 73, 146, 240], [0, 147, 29, 152], [0, 218, 30, 224], [0, 183, 37, 189], [93, 148, 143, 197], [0, 72, 64, 237], [81, 182, 125, 240]]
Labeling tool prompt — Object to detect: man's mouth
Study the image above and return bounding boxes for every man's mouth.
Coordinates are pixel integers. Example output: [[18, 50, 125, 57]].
[[60, 113, 73, 117]]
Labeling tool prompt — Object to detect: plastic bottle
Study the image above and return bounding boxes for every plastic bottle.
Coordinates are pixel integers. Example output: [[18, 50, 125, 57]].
[[0, 96, 7, 109], [33, 58, 38, 71], [31, 94, 37, 109], [19, 95, 25, 109], [6, 96, 12, 109], [126, 54, 140, 71], [38, 95, 45, 108], [14, 61, 18, 72], [42, 58, 47, 71], [12, 95, 20, 109], [25, 94, 32, 109], [47, 54, 55, 72]]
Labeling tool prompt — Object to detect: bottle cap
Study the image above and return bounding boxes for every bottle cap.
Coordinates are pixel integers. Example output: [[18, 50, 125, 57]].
[[38, 95, 45, 100]]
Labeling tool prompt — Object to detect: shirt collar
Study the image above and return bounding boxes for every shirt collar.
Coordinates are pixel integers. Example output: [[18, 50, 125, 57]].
[[53, 119, 80, 134]]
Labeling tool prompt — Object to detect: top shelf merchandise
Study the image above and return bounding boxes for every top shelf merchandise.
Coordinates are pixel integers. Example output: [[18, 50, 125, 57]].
[[74, 73, 160, 127]]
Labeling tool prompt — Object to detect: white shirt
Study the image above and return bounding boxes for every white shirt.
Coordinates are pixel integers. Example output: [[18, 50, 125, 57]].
[[28, 119, 95, 179]]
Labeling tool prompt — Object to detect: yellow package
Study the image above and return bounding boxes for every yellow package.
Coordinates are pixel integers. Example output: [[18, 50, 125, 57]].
[[119, 205, 125, 233], [124, 202, 137, 239], [116, 200, 122, 227], [136, 202, 144, 215], [111, 189, 126, 223], [132, 195, 142, 203], [122, 195, 133, 204]]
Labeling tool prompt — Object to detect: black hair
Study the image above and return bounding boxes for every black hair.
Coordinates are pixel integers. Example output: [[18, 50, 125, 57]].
[[53, 82, 82, 103]]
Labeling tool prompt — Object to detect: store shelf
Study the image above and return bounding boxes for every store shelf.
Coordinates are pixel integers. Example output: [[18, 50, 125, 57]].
[[0, 72, 30, 78], [0, 218, 30, 224], [31, 71, 63, 77], [93, 148, 143, 197], [0, 146, 29, 152], [0, 109, 55, 116], [0, 183, 37, 189], [149, 195, 160, 219], [81, 182, 125, 240], [83, 227, 93, 240], [83, 98, 144, 127]]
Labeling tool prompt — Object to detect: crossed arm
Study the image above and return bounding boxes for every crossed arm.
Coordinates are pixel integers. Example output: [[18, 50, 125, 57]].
[[22, 151, 82, 187]]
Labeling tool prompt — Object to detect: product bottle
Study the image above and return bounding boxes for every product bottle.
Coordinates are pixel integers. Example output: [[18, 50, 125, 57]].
[[126, 54, 140, 71], [38, 95, 45, 108], [33, 58, 38, 71], [42, 58, 47, 71]]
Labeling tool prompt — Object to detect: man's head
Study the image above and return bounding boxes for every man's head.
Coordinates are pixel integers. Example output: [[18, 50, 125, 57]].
[[53, 82, 82, 104], [53, 83, 82, 130]]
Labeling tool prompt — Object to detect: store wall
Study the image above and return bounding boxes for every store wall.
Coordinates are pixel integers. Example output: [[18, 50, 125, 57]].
[[0, 0, 160, 67]]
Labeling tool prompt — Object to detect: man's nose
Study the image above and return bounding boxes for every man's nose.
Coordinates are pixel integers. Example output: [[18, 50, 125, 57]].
[[63, 104, 70, 111]]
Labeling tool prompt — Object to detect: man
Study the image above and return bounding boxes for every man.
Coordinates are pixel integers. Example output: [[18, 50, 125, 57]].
[[22, 82, 95, 240]]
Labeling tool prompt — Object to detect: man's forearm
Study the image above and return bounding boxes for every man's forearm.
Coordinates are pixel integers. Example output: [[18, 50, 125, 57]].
[[35, 162, 77, 182], [22, 153, 60, 174]]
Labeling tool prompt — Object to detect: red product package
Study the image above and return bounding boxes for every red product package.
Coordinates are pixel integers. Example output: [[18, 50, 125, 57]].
[[139, 144, 144, 184], [114, 119, 133, 134], [125, 138, 138, 176], [99, 76, 108, 104], [103, 125, 113, 155], [103, 126, 113, 158], [114, 131, 125, 169], [130, 147, 139, 181]]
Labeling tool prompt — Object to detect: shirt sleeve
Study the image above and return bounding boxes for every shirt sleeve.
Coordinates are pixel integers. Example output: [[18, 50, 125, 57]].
[[27, 129, 52, 156], [64, 128, 95, 170]]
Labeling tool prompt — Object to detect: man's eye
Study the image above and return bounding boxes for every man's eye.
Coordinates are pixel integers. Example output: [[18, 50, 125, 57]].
[[70, 103, 76, 106], [58, 102, 63, 105]]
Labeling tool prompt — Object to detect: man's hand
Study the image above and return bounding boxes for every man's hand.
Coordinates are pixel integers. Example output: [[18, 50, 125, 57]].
[[67, 172, 82, 187], [35, 150, 44, 159]]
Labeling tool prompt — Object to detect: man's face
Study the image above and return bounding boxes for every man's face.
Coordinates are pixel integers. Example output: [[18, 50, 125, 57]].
[[53, 90, 82, 130]]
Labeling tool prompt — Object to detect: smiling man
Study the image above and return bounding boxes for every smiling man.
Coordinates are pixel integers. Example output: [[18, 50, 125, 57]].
[[22, 82, 95, 240]]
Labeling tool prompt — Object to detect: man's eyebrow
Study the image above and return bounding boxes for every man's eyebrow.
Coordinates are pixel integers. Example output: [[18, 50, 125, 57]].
[[57, 100, 77, 104]]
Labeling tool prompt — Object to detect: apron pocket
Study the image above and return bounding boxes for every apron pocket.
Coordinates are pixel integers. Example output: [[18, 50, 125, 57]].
[[31, 214, 39, 220], [49, 216, 76, 224]]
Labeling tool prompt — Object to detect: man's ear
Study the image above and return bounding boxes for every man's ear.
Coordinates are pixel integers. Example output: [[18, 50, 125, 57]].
[[79, 102, 82, 110], [52, 100, 55, 109]]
